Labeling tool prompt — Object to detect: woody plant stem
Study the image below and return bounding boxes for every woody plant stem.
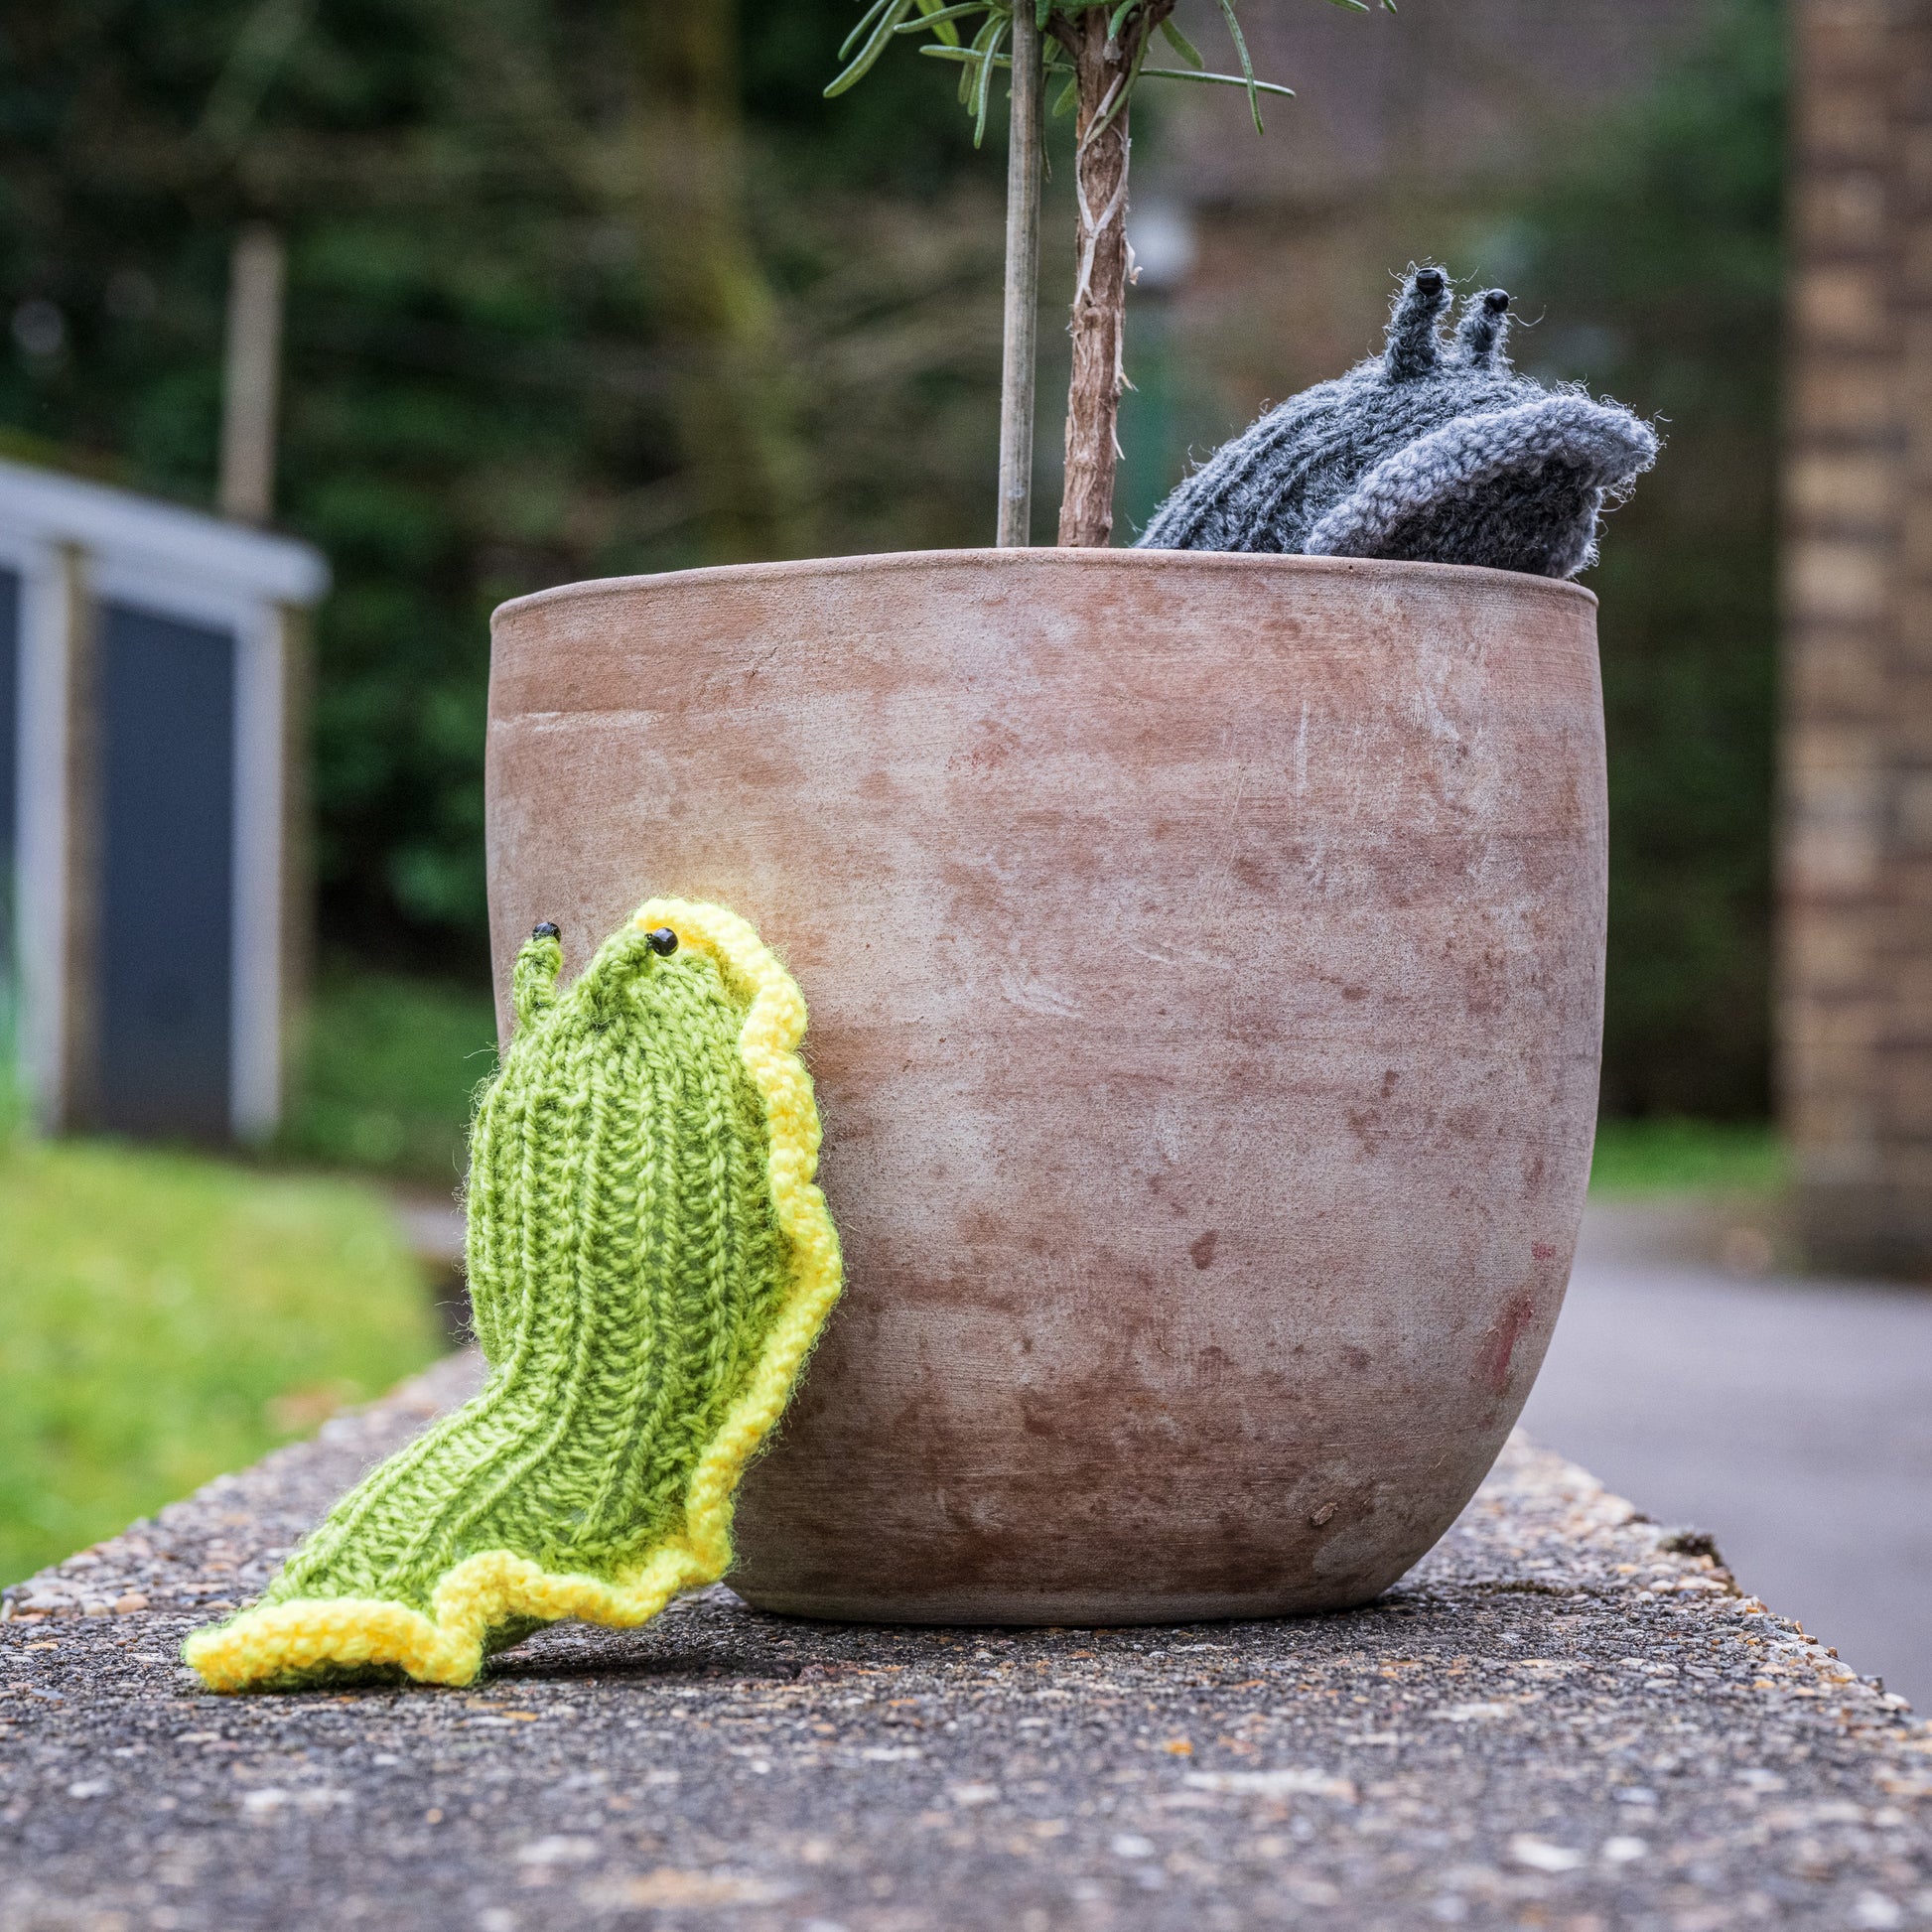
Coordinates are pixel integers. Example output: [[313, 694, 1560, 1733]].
[[1052, 1, 1174, 547]]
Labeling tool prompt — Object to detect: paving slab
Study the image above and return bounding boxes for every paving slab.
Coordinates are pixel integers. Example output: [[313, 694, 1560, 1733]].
[[3, 1352, 1929, 1931]]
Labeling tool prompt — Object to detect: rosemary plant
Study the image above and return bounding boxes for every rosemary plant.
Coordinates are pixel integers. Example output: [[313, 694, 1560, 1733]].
[[830, 0, 1395, 546]]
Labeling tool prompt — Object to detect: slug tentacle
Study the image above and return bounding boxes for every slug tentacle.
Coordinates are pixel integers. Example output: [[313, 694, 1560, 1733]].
[[1383, 265, 1451, 382], [1454, 290, 1512, 371]]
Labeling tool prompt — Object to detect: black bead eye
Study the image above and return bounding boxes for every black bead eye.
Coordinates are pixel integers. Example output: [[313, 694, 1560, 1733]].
[[1482, 288, 1510, 313], [1414, 267, 1446, 294], [531, 921, 561, 942], [645, 927, 678, 957]]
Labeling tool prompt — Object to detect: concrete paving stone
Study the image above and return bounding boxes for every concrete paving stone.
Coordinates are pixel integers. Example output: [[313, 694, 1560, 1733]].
[[2, 1352, 1929, 1930]]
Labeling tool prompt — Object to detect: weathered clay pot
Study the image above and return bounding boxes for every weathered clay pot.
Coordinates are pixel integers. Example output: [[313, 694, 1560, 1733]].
[[486, 550, 1605, 1625]]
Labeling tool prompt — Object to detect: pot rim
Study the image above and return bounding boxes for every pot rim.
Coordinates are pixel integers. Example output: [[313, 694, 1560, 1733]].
[[490, 546, 1599, 627]]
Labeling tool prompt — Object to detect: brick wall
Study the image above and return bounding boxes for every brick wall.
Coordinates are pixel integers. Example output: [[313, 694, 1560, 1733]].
[[1784, 0, 1932, 1273]]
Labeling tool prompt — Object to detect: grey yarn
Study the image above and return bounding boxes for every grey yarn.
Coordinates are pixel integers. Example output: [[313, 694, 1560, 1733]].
[[1135, 266, 1658, 578]]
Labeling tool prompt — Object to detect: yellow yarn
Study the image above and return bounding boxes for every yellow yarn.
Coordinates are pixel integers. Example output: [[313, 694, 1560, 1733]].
[[184, 898, 842, 1693]]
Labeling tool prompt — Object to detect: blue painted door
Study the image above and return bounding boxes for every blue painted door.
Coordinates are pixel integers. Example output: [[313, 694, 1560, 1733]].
[[94, 603, 235, 1138]]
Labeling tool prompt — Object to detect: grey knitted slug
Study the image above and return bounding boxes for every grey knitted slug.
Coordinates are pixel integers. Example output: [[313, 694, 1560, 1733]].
[[1136, 266, 1658, 579]]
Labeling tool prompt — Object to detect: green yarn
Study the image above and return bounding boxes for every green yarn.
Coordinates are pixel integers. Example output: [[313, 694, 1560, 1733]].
[[260, 919, 787, 1633]]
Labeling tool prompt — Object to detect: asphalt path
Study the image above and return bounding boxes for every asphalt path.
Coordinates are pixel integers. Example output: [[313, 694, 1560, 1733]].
[[1523, 1210, 1932, 1713]]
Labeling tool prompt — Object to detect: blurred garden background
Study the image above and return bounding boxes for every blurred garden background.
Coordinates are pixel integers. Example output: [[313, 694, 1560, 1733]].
[[0, 0, 1789, 1585]]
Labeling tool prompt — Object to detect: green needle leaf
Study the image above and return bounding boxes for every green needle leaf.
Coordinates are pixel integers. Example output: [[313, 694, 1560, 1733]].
[[838, 0, 894, 62], [825, 0, 919, 96], [1140, 68, 1295, 98], [1159, 18, 1207, 69], [1213, 0, 1265, 134], [900, 0, 983, 43]]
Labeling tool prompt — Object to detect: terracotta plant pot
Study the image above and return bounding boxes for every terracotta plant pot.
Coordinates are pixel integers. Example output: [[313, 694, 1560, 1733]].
[[486, 550, 1605, 1625]]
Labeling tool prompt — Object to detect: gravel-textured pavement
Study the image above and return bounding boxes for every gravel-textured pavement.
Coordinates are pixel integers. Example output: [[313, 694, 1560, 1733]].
[[3, 1352, 1930, 1930], [1524, 1205, 1932, 1714]]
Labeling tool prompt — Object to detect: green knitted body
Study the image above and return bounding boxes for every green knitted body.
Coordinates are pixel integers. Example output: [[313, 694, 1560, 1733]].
[[262, 922, 787, 1625]]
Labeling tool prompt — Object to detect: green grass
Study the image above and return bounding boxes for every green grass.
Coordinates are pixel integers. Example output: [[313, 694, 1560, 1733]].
[[279, 971, 499, 1184], [1587, 1117, 1787, 1197], [0, 1133, 442, 1587]]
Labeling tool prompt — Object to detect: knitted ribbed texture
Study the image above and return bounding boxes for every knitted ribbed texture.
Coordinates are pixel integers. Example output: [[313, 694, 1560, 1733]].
[[184, 898, 842, 1694], [1136, 265, 1657, 578]]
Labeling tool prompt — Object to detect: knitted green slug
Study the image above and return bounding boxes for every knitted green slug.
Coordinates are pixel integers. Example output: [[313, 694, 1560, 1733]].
[[185, 898, 842, 1692]]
